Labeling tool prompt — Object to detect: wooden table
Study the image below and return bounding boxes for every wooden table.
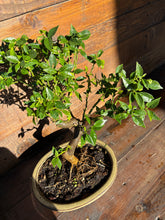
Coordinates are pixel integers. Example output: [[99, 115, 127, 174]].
[[0, 65, 165, 220]]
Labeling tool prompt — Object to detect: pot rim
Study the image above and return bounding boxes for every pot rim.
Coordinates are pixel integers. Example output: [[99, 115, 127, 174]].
[[32, 139, 117, 212]]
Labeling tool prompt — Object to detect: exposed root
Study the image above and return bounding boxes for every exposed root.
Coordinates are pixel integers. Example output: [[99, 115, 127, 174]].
[[38, 144, 110, 203], [81, 166, 98, 178]]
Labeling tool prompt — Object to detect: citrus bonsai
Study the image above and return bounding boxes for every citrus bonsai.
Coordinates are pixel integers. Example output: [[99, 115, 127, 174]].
[[0, 25, 162, 171]]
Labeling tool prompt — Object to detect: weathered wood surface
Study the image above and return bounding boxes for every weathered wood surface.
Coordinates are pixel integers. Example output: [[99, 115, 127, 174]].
[[0, 65, 164, 219], [0, 0, 165, 172], [0, 0, 66, 21]]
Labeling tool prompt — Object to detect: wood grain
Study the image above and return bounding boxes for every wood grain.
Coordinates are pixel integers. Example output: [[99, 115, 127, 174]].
[[0, 0, 158, 41], [0, 0, 66, 21], [0, 0, 165, 170], [125, 172, 165, 219], [56, 120, 165, 220], [0, 97, 164, 219]]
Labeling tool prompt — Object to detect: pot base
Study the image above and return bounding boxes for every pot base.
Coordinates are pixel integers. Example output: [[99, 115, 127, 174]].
[[32, 140, 117, 212]]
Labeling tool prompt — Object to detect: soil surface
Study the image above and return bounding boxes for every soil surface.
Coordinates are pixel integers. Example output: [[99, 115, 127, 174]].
[[38, 144, 112, 203]]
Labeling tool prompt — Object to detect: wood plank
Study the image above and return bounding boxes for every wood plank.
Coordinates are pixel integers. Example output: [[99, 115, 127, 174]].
[[0, 0, 157, 41], [89, 0, 165, 51], [0, 0, 66, 21], [98, 108, 165, 160], [125, 172, 165, 219], [56, 120, 165, 219], [101, 21, 165, 74], [0, 0, 117, 40], [0, 0, 157, 23], [1, 113, 164, 219], [0, 0, 164, 71], [0, 95, 164, 217], [1, 194, 47, 220]]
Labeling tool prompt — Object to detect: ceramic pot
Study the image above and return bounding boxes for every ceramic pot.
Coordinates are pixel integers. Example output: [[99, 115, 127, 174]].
[[32, 139, 117, 212]]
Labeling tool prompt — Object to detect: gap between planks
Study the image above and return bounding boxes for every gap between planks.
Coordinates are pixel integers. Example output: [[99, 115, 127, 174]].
[[118, 116, 165, 164]]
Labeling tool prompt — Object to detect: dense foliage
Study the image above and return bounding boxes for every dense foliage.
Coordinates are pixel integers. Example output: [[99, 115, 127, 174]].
[[0, 25, 162, 168]]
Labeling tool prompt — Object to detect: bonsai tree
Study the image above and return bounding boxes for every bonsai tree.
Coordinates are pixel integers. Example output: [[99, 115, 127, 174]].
[[0, 25, 162, 170]]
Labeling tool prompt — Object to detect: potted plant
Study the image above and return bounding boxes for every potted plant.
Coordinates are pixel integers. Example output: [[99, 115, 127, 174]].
[[0, 25, 162, 212]]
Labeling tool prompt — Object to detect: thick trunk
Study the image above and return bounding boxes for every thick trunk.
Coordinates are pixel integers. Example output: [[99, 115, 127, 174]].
[[62, 127, 83, 166]]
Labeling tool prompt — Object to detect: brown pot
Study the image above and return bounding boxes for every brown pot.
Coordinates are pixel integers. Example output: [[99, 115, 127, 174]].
[[32, 139, 117, 212]]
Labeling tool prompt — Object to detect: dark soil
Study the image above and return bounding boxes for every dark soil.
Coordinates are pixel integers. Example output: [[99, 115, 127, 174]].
[[38, 144, 112, 204]]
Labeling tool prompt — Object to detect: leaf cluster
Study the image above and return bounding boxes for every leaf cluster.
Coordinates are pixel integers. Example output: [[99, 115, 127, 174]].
[[0, 26, 163, 150], [0, 25, 102, 124]]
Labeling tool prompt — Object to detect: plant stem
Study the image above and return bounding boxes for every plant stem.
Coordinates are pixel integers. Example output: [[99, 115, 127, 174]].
[[62, 126, 83, 166]]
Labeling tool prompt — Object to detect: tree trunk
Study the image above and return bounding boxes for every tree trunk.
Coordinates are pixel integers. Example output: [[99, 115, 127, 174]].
[[62, 127, 83, 166]]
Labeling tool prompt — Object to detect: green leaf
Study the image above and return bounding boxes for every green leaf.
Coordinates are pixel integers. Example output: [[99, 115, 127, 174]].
[[76, 76, 86, 81], [55, 101, 66, 109], [26, 107, 34, 116], [79, 29, 91, 40], [50, 110, 60, 119], [74, 69, 84, 74], [70, 25, 78, 35], [118, 101, 128, 111], [41, 74, 54, 81], [122, 77, 131, 89], [43, 67, 56, 75], [134, 92, 145, 109], [86, 130, 97, 146], [133, 109, 146, 121], [139, 92, 154, 103], [21, 68, 29, 75], [62, 110, 71, 120], [136, 62, 143, 77], [6, 78, 14, 87], [45, 87, 54, 100], [116, 64, 123, 74], [148, 80, 163, 90], [93, 119, 107, 130], [38, 109, 46, 119], [40, 62, 49, 69], [15, 63, 20, 72], [57, 35, 68, 44], [85, 114, 91, 124], [16, 37, 27, 46], [59, 64, 74, 72], [28, 43, 40, 49], [142, 79, 149, 89], [80, 49, 87, 59], [146, 98, 161, 109], [44, 37, 53, 51], [24, 60, 39, 67], [52, 146, 56, 155], [48, 26, 59, 39], [81, 135, 86, 147], [96, 59, 105, 68], [114, 113, 128, 124], [137, 81, 143, 91], [90, 129, 97, 144], [5, 55, 19, 63], [75, 91, 82, 101], [97, 50, 103, 58], [28, 50, 37, 58], [49, 53, 57, 68], [3, 37, 16, 43], [132, 115, 145, 127], [147, 109, 160, 121], [51, 157, 62, 169]]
